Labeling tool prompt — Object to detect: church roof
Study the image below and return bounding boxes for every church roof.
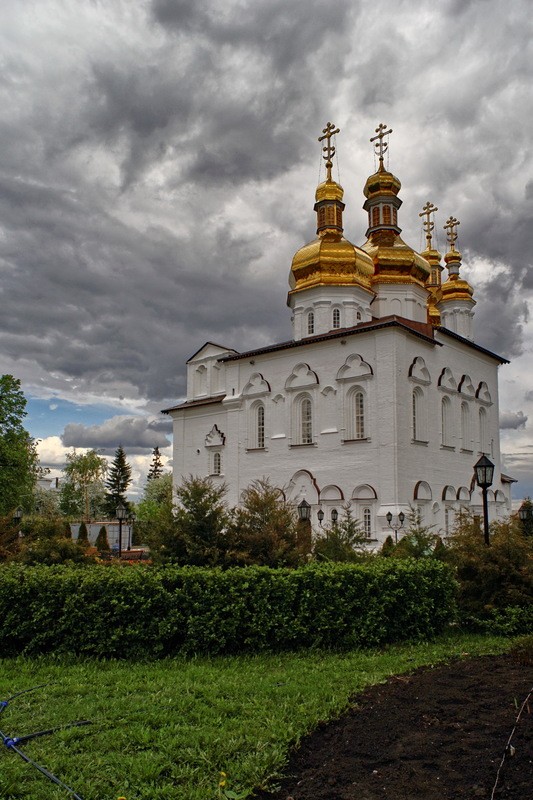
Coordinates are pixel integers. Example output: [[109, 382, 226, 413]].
[[435, 327, 509, 364], [162, 396, 224, 414], [219, 315, 439, 363]]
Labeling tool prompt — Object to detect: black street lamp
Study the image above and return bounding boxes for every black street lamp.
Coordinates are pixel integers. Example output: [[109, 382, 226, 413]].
[[331, 508, 339, 525], [12, 506, 23, 527], [317, 507, 325, 526], [518, 497, 533, 537], [127, 512, 136, 550], [116, 503, 127, 558], [297, 499, 311, 522], [386, 510, 405, 544], [474, 455, 494, 547]]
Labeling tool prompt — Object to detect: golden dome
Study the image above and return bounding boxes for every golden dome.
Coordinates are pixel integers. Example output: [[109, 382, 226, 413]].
[[362, 232, 431, 287], [289, 231, 374, 293], [363, 164, 402, 201], [438, 249, 475, 305]]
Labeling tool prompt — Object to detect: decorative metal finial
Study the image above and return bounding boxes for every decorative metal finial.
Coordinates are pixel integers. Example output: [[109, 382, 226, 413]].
[[318, 121, 340, 181], [419, 201, 438, 250], [370, 123, 393, 165], [444, 216, 460, 251]]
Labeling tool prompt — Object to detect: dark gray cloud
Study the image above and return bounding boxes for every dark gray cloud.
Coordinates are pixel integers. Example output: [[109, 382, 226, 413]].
[[0, 0, 532, 496], [62, 415, 172, 454], [500, 411, 528, 430]]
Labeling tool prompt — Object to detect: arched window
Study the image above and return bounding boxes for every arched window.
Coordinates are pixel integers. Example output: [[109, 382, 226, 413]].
[[307, 311, 314, 335], [479, 407, 488, 453], [301, 397, 313, 444], [356, 310, 362, 321], [392, 207, 398, 225], [461, 402, 471, 450], [346, 388, 365, 440], [441, 396, 452, 447], [383, 205, 391, 225], [412, 388, 421, 440], [213, 452, 221, 475], [318, 206, 326, 227], [332, 308, 340, 329], [194, 364, 207, 396], [363, 507, 371, 538], [257, 403, 265, 449], [372, 206, 380, 227]]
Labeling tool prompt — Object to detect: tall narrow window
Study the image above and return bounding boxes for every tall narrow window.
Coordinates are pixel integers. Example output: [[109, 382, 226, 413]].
[[372, 206, 380, 226], [354, 391, 365, 439], [332, 308, 340, 329], [461, 402, 471, 450], [441, 396, 452, 446], [363, 507, 371, 538], [257, 403, 265, 448], [307, 311, 314, 335], [301, 397, 312, 444], [479, 407, 488, 453], [213, 452, 221, 475], [383, 205, 391, 224], [412, 388, 420, 440]]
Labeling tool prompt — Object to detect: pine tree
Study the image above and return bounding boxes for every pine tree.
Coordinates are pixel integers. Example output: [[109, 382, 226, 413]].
[[95, 525, 110, 551], [104, 446, 132, 517], [146, 447, 165, 483], [77, 521, 89, 545]]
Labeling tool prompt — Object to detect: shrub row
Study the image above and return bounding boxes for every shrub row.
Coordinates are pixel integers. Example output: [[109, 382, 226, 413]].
[[0, 560, 457, 658]]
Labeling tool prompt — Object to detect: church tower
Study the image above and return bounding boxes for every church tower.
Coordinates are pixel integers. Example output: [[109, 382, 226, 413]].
[[361, 124, 432, 323], [288, 122, 375, 340], [437, 216, 476, 340]]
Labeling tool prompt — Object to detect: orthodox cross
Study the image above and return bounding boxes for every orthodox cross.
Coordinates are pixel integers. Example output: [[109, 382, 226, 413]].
[[444, 216, 460, 251], [370, 123, 392, 165], [318, 121, 340, 181], [419, 201, 438, 250]]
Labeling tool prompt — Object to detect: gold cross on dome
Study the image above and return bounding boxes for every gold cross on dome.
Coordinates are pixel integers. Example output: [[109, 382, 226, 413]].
[[444, 216, 460, 251], [419, 201, 438, 250], [370, 123, 392, 164], [318, 121, 340, 181]]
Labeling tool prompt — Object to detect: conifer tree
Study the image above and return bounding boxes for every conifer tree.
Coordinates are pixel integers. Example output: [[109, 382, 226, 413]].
[[146, 446, 165, 482], [95, 525, 110, 551], [77, 521, 89, 544], [104, 446, 132, 517]]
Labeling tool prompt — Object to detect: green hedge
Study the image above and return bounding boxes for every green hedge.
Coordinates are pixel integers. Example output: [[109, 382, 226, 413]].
[[0, 560, 457, 658]]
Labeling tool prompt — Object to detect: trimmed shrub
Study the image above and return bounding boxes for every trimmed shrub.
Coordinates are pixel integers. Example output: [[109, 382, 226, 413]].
[[95, 525, 110, 551], [0, 559, 457, 658], [77, 521, 89, 544]]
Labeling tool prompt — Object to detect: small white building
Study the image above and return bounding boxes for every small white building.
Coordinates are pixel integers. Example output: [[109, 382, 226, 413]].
[[164, 124, 512, 544]]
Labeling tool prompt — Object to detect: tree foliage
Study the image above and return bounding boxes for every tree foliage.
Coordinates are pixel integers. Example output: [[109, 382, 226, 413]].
[[313, 504, 367, 562], [95, 525, 110, 551], [228, 478, 309, 567], [0, 375, 39, 516], [104, 446, 132, 517], [60, 449, 107, 521], [146, 446, 165, 483]]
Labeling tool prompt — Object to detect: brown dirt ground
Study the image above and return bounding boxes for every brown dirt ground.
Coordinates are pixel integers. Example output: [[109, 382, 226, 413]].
[[254, 653, 532, 800]]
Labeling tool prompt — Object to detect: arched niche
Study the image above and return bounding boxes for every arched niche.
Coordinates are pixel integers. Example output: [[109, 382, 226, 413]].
[[442, 485, 456, 502], [414, 481, 432, 501], [286, 469, 320, 505], [351, 484, 377, 500], [320, 484, 344, 501]]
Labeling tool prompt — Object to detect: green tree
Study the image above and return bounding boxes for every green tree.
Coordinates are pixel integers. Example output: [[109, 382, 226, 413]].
[[136, 473, 173, 546], [227, 478, 308, 567], [146, 446, 165, 483], [0, 375, 39, 515], [313, 504, 367, 562], [445, 512, 533, 617], [104, 446, 132, 517], [60, 449, 107, 521], [149, 475, 228, 565], [95, 525, 110, 551], [77, 521, 89, 544]]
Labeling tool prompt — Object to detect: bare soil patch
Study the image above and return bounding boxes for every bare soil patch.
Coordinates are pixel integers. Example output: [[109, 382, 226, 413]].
[[254, 653, 532, 800]]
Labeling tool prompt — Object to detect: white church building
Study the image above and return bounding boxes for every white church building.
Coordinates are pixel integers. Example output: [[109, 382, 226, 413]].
[[164, 123, 512, 543]]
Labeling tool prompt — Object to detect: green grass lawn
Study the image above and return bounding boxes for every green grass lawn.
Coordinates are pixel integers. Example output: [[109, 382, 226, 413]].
[[0, 633, 514, 800]]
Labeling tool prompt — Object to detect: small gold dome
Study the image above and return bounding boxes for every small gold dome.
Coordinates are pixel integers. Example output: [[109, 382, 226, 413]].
[[289, 232, 374, 293], [363, 164, 402, 200], [362, 233, 431, 287], [315, 178, 344, 203]]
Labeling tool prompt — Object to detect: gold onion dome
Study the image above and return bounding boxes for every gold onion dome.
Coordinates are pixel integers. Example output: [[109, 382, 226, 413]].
[[438, 216, 475, 306], [289, 123, 374, 294], [361, 124, 430, 287]]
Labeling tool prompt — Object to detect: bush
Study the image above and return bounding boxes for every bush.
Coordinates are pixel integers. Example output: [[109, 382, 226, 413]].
[[95, 525, 110, 551], [77, 521, 89, 544], [0, 559, 457, 658]]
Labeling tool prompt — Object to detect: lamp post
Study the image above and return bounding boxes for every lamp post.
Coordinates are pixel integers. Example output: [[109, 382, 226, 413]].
[[331, 508, 339, 525], [317, 507, 324, 526], [127, 512, 136, 550], [12, 506, 23, 527], [474, 455, 494, 547], [518, 497, 533, 537], [116, 503, 127, 558], [297, 499, 311, 523], [386, 510, 405, 544]]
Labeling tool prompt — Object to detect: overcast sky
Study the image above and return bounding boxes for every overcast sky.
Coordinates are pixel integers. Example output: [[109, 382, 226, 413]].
[[1, 0, 532, 498]]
